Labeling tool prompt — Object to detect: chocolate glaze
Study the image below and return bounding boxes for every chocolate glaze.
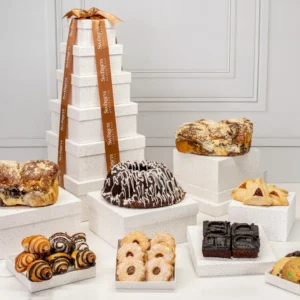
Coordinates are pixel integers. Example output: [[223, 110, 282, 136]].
[[102, 161, 186, 209], [203, 221, 231, 236]]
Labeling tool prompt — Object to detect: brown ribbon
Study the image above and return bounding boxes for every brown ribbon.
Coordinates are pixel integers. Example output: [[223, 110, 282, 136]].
[[58, 8, 121, 187]]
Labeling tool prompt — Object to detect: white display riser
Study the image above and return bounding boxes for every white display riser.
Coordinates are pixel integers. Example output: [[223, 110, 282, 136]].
[[57, 70, 131, 108], [174, 148, 265, 193], [0, 189, 81, 259], [187, 225, 276, 277], [63, 19, 116, 47], [64, 175, 105, 222], [60, 43, 123, 76], [179, 180, 234, 204], [86, 192, 198, 248], [228, 192, 296, 242], [46, 131, 145, 181], [50, 100, 138, 144], [191, 194, 231, 217]]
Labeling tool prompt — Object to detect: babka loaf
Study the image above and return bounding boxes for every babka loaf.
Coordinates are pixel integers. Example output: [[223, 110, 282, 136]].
[[102, 161, 185, 208], [176, 118, 253, 156], [0, 160, 59, 207]]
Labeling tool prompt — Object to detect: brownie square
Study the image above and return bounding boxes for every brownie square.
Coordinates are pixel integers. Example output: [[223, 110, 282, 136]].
[[202, 221, 231, 259], [231, 223, 260, 258]]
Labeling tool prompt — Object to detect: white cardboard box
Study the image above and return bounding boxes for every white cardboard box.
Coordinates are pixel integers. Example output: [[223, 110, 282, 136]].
[[187, 225, 276, 277], [265, 271, 300, 296], [115, 240, 176, 290], [57, 69, 131, 108], [64, 175, 105, 222], [63, 19, 116, 46], [60, 43, 123, 75], [179, 181, 233, 204], [50, 99, 138, 144], [228, 193, 296, 242], [5, 255, 96, 293], [46, 131, 145, 181], [0, 189, 81, 259], [86, 192, 198, 248], [173, 148, 264, 193]]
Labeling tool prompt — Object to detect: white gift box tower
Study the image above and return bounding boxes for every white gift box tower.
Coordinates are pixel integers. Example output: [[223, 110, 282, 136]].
[[173, 148, 265, 217], [47, 19, 146, 221]]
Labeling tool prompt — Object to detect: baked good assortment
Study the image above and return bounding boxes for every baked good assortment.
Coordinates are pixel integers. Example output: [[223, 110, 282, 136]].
[[0, 160, 59, 207], [102, 161, 185, 209], [270, 252, 300, 284], [232, 178, 289, 206], [175, 118, 253, 156], [15, 232, 96, 282], [202, 221, 260, 259], [116, 231, 175, 282]]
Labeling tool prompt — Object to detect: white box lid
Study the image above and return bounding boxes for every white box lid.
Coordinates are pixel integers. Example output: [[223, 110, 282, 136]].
[[0, 188, 81, 230], [86, 192, 199, 228], [64, 175, 105, 196], [60, 42, 123, 56], [46, 131, 146, 157], [66, 18, 115, 29], [49, 100, 138, 121], [56, 69, 131, 86]]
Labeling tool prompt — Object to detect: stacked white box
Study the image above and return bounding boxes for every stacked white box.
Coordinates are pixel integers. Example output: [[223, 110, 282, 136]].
[[173, 148, 265, 217], [0, 189, 81, 259], [47, 20, 146, 221], [228, 193, 296, 242], [86, 192, 198, 248]]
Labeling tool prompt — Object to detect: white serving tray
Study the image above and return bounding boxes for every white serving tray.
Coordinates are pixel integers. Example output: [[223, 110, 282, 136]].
[[265, 272, 300, 295], [187, 225, 276, 277], [115, 240, 176, 290], [5, 255, 96, 293]]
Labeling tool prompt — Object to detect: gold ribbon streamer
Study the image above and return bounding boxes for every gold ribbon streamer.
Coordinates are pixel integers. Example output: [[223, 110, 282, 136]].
[[57, 8, 121, 187]]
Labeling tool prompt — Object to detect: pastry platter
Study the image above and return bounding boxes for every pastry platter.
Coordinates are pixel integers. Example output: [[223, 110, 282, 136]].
[[187, 224, 276, 277], [5, 255, 96, 293]]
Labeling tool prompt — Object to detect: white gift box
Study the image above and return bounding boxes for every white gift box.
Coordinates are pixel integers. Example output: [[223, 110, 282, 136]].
[[5, 255, 96, 293], [0, 189, 81, 259], [115, 240, 176, 290], [57, 69, 131, 108], [64, 175, 105, 222], [173, 148, 264, 193], [265, 271, 300, 296], [60, 43, 123, 75], [228, 193, 296, 242], [86, 192, 198, 248], [187, 225, 276, 277], [50, 99, 138, 144], [63, 19, 116, 46], [46, 131, 145, 181]]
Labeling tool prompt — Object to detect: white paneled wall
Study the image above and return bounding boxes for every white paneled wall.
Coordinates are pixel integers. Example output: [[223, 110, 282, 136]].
[[0, 0, 299, 183]]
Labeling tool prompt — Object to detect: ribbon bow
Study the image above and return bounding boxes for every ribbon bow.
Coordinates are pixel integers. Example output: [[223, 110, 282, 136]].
[[64, 7, 122, 26]]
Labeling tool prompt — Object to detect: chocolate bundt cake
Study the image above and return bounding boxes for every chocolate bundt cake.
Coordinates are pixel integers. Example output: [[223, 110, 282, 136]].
[[102, 161, 186, 208]]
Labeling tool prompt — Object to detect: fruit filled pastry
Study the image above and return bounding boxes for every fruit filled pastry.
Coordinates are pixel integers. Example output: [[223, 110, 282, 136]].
[[231, 178, 289, 206], [116, 231, 176, 282]]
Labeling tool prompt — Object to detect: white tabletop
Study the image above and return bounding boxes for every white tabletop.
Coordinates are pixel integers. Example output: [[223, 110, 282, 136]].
[[0, 183, 299, 300]]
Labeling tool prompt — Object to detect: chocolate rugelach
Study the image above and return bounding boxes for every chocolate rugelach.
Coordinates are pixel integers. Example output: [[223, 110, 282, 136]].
[[202, 221, 231, 259], [231, 223, 260, 259]]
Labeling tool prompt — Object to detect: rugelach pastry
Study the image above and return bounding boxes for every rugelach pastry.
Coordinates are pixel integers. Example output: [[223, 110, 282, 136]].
[[45, 253, 72, 274], [102, 161, 185, 209], [72, 249, 96, 270], [72, 233, 89, 251], [231, 223, 260, 258], [22, 235, 51, 255], [0, 160, 59, 207], [26, 260, 53, 282], [202, 221, 231, 259], [49, 232, 73, 253], [176, 118, 253, 156], [15, 252, 40, 273]]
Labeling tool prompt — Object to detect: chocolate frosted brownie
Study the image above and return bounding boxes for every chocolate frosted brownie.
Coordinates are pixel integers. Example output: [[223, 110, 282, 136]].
[[202, 221, 231, 259], [231, 223, 260, 258]]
